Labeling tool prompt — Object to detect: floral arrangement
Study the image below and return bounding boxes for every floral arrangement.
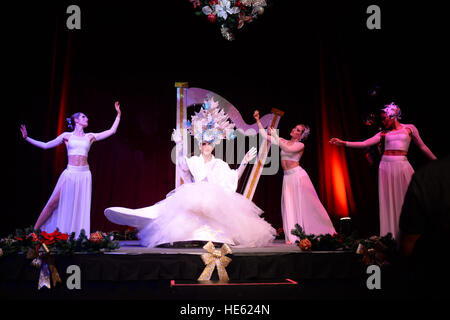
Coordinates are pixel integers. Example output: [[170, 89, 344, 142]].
[[0, 227, 121, 289], [291, 224, 397, 266], [189, 0, 268, 40], [0, 226, 120, 257]]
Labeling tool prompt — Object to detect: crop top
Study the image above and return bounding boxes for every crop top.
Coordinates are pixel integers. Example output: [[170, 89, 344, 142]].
[[384, 127, 412, 152], [280, 149, 302, 162], [66, 134, 93, 156]]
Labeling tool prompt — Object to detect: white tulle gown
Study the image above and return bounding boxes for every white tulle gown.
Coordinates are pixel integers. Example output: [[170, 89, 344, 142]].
[[105, 155, 276, 247]]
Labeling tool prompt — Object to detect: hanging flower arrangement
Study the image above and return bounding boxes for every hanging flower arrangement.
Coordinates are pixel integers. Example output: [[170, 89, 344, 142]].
[[189, 0, 268, 40]]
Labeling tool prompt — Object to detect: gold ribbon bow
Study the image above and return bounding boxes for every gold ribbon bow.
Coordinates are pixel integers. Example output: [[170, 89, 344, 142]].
[[198, 242, 232, 282], [356, 237, 388, 266], [356, 243, 372, 265], [29, 243, 61, 289]]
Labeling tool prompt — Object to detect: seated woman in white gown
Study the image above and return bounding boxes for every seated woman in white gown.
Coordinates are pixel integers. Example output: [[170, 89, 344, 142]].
[[105, 97, 276, 247]]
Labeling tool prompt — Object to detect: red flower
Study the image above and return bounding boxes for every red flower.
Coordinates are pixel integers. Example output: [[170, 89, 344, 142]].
[[189, 0, 201, 8], [235, 0, 246, 10], [207, 13, 217, 23], [332, 233, 343, 243], [40, 230, 69, 245], [29, 233, 39, 242]]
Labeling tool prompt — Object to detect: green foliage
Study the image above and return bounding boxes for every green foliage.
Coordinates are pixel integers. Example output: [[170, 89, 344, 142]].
[[291, 224, 394, 253], [0, 226, 120, 258], [111, 228, 138, 241]]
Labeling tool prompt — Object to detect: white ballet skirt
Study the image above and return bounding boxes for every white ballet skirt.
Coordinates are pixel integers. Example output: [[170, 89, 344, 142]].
[[105, 156, 276, 247], [281, 166, 336, 242], [41, 165, 91, 237]]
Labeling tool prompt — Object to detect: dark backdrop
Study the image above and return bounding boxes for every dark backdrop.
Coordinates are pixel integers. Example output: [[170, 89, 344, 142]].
[[4, 0, 448, 237]]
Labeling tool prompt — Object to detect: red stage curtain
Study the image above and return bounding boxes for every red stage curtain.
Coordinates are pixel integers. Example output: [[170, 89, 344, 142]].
[[313, 13, 365, 221]]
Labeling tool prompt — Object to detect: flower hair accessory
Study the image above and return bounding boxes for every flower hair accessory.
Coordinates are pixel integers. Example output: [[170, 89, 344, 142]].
[[300, 125, 310, 141], [186, 96, 236, 146], [66, 117, 74, 130], [381, 102, 401, 120]]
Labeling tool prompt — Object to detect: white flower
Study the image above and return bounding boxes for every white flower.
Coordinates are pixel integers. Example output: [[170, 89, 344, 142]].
[[214, 0, 240, 20], [202, 6, 213, 15], [202, 1, 240, 20]]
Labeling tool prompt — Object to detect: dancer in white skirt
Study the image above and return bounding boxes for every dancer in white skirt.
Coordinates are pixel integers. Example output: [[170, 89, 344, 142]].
[[20, 101, 121, 236], [254, 110, 336, 244], [105, 97, 276, 247], [330, 102, 436, 239]]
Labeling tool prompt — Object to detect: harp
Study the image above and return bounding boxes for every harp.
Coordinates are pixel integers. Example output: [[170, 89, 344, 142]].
[[175, 82, 284, 200]]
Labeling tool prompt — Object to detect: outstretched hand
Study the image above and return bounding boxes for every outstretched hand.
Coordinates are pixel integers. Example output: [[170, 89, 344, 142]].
[[329, 138, 345, 146], [244, 147, 257, 163], [115, 101, 121, 116], [269, 127, 277, 136], [20, 124, 27, 139], [171, 129, 182, 144], [253, 110, 260, 122], [269, 127, 279, 140]]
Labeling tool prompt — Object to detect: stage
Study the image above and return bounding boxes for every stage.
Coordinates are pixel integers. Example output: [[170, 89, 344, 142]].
[[0, 240, 395, 301]]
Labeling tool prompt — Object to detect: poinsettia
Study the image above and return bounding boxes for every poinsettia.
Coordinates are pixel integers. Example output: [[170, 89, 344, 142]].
[[14, 232, 40, 242], [202, 0, 240, 20], [40, 230, 69, 245], [216, 0, 241, 19], [29, 233, 39, 242]]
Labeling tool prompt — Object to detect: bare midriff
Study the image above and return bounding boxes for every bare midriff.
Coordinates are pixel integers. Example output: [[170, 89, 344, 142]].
[[68, 155, 89, 166], [281, 160, 299, 171], [384, 150, 408, 156]]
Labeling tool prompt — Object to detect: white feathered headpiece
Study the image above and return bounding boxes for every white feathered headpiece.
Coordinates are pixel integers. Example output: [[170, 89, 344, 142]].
[[185, 96, 236, 146], [381, 102, 401, 120]]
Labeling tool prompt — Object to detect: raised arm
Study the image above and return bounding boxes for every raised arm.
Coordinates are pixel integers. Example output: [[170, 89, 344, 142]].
[[92, 101, 121, 142], [405, 124, 437, 160], [172, 129, 193, 182], [253, 110, 271, 142], [236, 147, 257, 179], [21, 124, 67, 149], [329, 132, 381, 148]]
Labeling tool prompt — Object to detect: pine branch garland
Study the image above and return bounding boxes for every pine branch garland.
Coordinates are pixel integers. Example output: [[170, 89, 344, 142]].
[[0, 226, 120, 258], [291, 223, 397, 265]]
